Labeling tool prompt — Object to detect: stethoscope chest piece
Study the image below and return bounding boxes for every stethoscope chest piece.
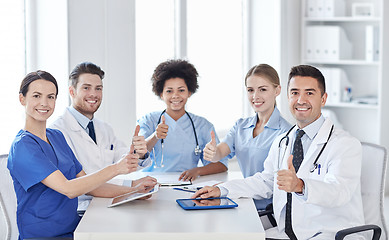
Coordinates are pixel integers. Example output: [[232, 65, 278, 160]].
[[310, 163, 318, 173], [194, 145, 202, 156]]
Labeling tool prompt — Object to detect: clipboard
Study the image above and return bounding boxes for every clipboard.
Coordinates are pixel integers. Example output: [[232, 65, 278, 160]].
[[160, 180, 192, 186], [152, 174, 192, 186], [176, 197, 238, 210]]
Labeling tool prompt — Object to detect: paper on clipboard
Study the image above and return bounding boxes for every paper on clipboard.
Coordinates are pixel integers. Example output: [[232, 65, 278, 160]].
[[153, 174, 192, 186], [191, 180, 223, 188], [173, 180, 224, 192]]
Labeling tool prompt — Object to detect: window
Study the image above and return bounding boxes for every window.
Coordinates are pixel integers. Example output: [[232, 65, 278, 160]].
[[186, 0, 243, 133], [135, 0, 175, 118], [135, 0, 244, 136], [0, 0, 26, 153]]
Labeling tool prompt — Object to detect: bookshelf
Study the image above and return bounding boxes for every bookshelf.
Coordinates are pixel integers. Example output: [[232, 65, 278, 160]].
[[301, 0, 389, 148]]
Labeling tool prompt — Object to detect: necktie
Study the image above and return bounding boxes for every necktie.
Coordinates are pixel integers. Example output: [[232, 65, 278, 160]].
[[285, 129, 305, 240], [87, 121, 96, 144]]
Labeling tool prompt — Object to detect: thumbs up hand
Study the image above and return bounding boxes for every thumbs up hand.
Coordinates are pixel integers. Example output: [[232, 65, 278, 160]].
[[203, 131, 218, 162], [116, 144, 139, 175], [276, 155, 304, 193], [155, 115, 169, 140], [132, 125, 147, 157], [287, 155, 296, 172]]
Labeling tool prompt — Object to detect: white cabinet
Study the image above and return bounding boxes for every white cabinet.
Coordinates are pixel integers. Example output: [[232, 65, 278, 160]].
[[301, 0, 389, 148]]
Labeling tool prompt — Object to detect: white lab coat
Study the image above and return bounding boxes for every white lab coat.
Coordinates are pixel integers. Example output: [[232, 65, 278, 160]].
[[221, 118, 365, 239], [50, 108, 150, 174]]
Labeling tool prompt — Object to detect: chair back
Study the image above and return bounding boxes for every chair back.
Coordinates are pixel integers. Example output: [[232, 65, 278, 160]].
[[361, 142, 388, 240], [0, 154, 18, 240]]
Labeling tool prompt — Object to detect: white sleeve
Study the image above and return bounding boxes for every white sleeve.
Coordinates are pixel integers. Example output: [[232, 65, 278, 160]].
[[219, 137, 280, 199], [303, 134, 362, 208]]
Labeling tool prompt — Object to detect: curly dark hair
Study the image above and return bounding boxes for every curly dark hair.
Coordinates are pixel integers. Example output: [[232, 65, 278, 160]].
[[151, 59, 199, 96]]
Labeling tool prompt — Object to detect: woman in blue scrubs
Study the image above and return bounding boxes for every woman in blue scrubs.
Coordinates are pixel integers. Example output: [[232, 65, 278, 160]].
[[138, 59, 228, 181], [8, 71, 157, 239], [202, 64, 291, 210]]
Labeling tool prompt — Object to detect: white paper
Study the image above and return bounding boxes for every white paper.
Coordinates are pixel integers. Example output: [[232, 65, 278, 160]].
[[152, 173, 192, 186]]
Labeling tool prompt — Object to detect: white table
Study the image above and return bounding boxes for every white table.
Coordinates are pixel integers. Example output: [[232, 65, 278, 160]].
[[74, 171, 265, 240]]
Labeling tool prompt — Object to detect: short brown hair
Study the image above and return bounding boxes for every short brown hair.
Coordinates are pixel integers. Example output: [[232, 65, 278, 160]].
[[288, 65, 326, 96], [20, 71, 58, 97], [69, 62, 105, 88]]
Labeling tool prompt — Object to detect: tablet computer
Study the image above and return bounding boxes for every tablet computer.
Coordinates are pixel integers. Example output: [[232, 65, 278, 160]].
[[176, 197, 238, 210], [108, 185, 159, 208]]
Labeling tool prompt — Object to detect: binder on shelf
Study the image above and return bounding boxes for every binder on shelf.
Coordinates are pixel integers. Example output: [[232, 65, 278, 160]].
[[316, 0, 325, 17], [365, 25, 379, 61], [305, 27, 315, 59], [325, 26, 352, 60], [305, 26, 352, 61], [323, 0, 345, 17], [306, 0, 345, 18], [319, 67, 351, 104], [306, 0, 317, 17]]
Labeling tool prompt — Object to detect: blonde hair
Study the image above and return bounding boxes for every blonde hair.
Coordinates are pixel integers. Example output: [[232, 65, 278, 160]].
[[245, 64, 280, 87]]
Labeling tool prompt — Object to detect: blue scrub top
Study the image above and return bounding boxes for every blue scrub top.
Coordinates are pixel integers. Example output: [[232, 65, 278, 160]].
[[7, 128, 83, 239], [137, 111, 228, 172], [223, 107, 291, 209]]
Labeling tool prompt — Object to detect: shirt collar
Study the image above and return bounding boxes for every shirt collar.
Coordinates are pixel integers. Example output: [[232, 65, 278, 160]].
[[299, 114, 325, 140], [242, 115, 257, 129], [242, 107, 282, 130], [68, 106, 93, 130], [265, 107, 282, 130]]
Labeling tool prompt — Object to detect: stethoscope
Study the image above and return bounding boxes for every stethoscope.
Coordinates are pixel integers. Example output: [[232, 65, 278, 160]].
[[277, 124, 334, 173], [154, 110, 202, 168]]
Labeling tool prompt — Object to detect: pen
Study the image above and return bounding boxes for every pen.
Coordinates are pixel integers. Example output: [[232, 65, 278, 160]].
[[182, 186, 202, 190], [173, 187, 196, 193], [318, 164, 321, 175]]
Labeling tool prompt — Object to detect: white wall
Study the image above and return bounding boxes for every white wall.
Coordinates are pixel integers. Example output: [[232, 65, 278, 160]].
[[244, 0, 282, 117], [380, 0, 389, 194], [67, 0, 136, 145], [26, 0, 69, 123], [279, 0, 302, 123], [25, 0, 136, 145], [245, 0, 301, 123]]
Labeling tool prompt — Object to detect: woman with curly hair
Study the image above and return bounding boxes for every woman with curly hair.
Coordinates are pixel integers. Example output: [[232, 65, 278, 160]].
[[137, 59, 228, 181]]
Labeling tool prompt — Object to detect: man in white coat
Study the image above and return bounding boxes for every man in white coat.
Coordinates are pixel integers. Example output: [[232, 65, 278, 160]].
[[194, 65, 364, 239], [51, 62, 152, 192]]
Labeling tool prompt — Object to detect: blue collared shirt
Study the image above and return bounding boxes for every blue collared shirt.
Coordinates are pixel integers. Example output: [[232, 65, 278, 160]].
[[223, 107, 291, 178], [137, 111, 228, 172], [68, 106, 93, 135], [222, 107, 291, 210]]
